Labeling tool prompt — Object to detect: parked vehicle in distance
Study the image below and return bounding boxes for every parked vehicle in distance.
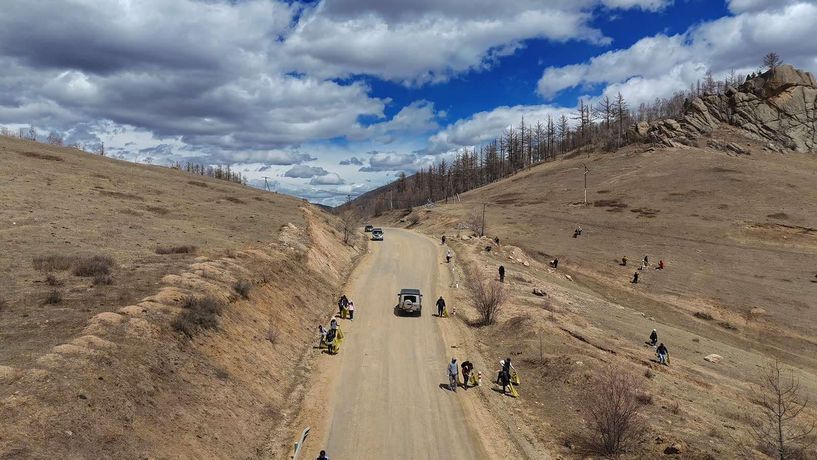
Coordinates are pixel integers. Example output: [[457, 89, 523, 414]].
[[371, 228, 384, 240], [364, 224, 374, 232], [397, 288, 422, 316]]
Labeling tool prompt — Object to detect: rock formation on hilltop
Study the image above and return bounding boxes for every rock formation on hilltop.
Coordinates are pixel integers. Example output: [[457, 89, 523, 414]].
[[629, 65, 817, 153]]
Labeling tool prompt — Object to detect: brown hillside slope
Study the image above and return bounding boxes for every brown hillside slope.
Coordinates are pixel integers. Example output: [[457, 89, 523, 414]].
[[0, 136, 362, 458], [383, 129, 817, 457]]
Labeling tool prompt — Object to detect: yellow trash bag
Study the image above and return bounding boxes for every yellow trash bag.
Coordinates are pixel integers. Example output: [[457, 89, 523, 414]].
[[508, 383, 519, 398], [469, 373, 479, 386], [336, 327, 344, 342], [511, 370, 521, 386], [442, 307, 449, 318]]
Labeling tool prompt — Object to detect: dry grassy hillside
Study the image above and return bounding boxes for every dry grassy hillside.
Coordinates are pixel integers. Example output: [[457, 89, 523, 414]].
[[382, 128, 817, 458], [0, 136, 362, 458]]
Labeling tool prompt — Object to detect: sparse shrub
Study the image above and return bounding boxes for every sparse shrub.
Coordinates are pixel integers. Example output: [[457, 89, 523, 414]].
[[45, 274, 63, 286], [214, 366, 230, 380], [72, 255, 114, 277], [719, 321, 738, 331], [694, 311, 714, 321], [224, 196, 245, 204], [465, 265, 508, 326], [408, 213, 420, 226], [582, 366, 645, 455], [635, 390, 654, 405], [266, 326, 279, 344], [172, 295, 225, 338], [0, 298, 7, 312], [144, 205, 169, 215], [33, 254, 73, 272], [93, 274, 113, 286], [668, 400, 681, 415], [644, 368, 656, 379], [155, 245, 197, 255], [43, 289, 62, 305], [233, 280, 252, 300]]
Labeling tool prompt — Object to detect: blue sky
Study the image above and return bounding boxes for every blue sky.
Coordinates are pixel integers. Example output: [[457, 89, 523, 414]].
[[1, 0, 816, 205]]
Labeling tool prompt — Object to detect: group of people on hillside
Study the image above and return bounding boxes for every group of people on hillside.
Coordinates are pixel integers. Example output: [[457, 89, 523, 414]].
[[628, 254, 666, 284], [565, 225, 674, 367], [648, 328, 670, 365]]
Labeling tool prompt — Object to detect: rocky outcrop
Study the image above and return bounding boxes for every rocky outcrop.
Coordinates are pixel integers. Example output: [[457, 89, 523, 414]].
[[628, 65, 817, 153]]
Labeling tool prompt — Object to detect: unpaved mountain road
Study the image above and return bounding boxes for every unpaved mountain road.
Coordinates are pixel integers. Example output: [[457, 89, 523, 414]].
[[301, 229, 495, 459]]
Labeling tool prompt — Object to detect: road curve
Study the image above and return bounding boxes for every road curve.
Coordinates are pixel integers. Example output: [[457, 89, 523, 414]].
[[323, 228, 488, 459]]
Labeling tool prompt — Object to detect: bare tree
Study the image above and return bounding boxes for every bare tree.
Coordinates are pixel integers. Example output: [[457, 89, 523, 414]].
[[751, 361, 815, 459], [464, 265, 507, 326], [764, 52, 783, 71], [465, 207, 485, 236], [46, 132, 63, 146], [583, 366, 645, 455], [338, 209, 359, 245]]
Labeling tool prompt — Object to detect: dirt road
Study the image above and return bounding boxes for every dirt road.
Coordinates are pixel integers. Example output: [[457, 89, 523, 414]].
[[317, 229, 489, 459]]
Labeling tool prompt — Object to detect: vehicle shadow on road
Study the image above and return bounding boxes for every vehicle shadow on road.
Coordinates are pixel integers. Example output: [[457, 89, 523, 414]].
[[393, 305, 421, 317]]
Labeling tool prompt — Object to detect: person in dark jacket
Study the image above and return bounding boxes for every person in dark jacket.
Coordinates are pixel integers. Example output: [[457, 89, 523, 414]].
[[436, 296, 446, 317], [461, 361, 473, 390], [317, 450, 330, 460], [649, 329, 658, 346], [632, 272, 639, 283], [325, 328, 337, 355], [656, 343, 669, 365], [550, 258, 559, 269], [498, 265, 505, 283]]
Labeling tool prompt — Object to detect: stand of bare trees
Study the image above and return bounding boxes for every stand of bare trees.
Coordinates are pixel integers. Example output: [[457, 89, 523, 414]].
[[182, 162, 247, 185], [350, 56, 785, 217]]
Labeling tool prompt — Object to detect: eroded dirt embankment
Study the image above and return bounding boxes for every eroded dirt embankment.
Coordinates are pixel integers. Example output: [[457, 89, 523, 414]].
[[0, 206, 362, 459]]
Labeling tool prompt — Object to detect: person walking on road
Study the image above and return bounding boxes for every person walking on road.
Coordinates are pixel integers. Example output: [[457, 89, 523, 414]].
[[632, 271, 639, 284], [317, 450, 330, 460], [649, 329, 658, 346], [446, 250, 452, 264], [441, 235, 446, 245], [436, 296, 446, 317], [498, 265, 505, 283], [348, 301, 355, 320], [448, 358, 459, 392]]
